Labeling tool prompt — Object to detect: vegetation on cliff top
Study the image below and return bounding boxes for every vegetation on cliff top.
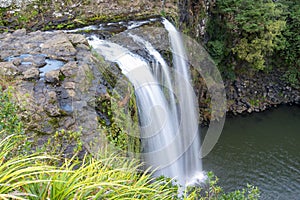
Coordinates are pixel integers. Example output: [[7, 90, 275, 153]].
[[0, 0, 175, 31]]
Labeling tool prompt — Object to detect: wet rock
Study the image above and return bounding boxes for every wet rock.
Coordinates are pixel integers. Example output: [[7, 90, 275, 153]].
[[295, 96, 300, 104], [44, 104, 62, 117], [59, 89, 71, 99], [60, 117, 76, 129], [22, 67, 39, 80], [44, 91, 62, 117], [236, 105, 247, 114], [45, 70, 61, 83], [222, 69, 300, 115], [245, 101, 252, 108], [76, 43, 90, 50], [48, 91, 57, 102], [0, 0, 35, 8], [66, 89, 76, 98]]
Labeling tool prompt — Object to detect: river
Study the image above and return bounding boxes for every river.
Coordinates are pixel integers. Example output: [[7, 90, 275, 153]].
[[202, 105, 300, 199]]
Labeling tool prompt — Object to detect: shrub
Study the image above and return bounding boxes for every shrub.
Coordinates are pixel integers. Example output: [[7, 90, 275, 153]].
[[0, 86, 23, 137]]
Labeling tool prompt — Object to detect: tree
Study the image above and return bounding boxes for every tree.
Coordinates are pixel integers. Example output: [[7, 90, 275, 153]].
[[207, 0, 286, 71], [277, 0, 300, 86]]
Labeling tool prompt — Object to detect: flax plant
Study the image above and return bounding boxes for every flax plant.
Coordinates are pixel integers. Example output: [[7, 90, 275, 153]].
[[23, 154, 179, 200], [0, 134, 56, 200]]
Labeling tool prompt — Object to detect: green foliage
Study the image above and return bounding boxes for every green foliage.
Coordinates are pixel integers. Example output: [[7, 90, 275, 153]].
[[92, 51, 140, 154], [0, 135, 56, 200], [278, 0, 300, 86], [0, 86, 84, 158], [39, 129, 83, 158], [249, 99, 260, 107], [220, 184, 260, 200], [207, 40, 226, 65], [183, 171, 260, 200], [207, 0, 286, 71], [205, 0, 300, 88], [283, 67, 300, 89], [0, 134, 261, 199], [0, 135, 180, 200], [0, 86, 23, 137], [96, 85, 140, 154]]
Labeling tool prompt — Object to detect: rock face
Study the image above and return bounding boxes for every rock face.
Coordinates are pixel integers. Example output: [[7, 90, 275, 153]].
[[225, 72, 300, 115], [0, 29, 129, 155], [178, 0, 212, 41], [44, 70, 61, 83], [195, 68, 299, 122]]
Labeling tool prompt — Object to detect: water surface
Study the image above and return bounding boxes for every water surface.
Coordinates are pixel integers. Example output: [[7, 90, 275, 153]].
[[203, 105, 300, 200]]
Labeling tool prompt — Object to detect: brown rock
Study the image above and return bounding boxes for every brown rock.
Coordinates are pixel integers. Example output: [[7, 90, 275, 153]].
[[67, 34, 89, 46], [63, 82, 76, 90], [0, 62, 19, 76], [60, 61, 78, 77], [45, 70, 61, 83], [41, 34, 77, 58], [22, 67, 39, 80]]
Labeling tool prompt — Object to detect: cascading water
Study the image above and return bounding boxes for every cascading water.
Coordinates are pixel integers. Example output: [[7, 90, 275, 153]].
[[88, 18, 204, 186]]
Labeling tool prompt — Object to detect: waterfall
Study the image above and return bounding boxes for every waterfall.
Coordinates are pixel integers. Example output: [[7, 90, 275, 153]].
[[88, 19, 204, 186]]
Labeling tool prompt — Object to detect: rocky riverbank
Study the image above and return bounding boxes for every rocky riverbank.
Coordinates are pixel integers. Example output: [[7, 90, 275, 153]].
[[225, 71, 300, 115]]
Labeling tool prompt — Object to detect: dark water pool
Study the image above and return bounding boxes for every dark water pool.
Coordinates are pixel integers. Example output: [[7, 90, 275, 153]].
[[203, 105, 300, 200]]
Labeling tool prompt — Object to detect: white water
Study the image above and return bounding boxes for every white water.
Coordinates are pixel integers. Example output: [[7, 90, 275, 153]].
[[161, 18, 203, 185], [88, 19, 203, 186], [128, 33, 178, 126]]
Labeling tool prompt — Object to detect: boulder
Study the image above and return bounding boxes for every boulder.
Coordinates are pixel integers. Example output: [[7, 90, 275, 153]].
[[22, 67, 39, 80], [23, 55, 47, 68], [67, 34, 89, 46], [41, 33, 77, 59], [45, 70, 61, 83], [0, 29, 128, 156], [60, 61, 78, 77]]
